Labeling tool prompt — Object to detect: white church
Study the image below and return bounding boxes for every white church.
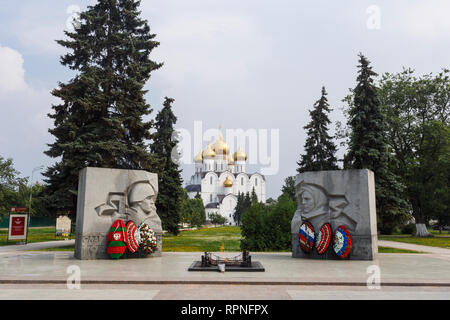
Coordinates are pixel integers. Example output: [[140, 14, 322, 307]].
[[185, 131, 266, 225]]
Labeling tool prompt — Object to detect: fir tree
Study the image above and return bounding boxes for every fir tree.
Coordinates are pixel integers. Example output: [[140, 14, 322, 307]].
[[297, 86, 339, 173], [344, 53, 409, 234], [150, 97, 183, 235], [244, 192, 251, 209], [251, 187, 258, 203], [44, 0, 161, 213], [233, 192, 244, 225]]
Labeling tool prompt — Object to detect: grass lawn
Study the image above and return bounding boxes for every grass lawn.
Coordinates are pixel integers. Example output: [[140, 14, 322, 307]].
[[23, 226, 430, 254], [0, 226, 74, 246], [162, 226, 242, 252], [377, 246, 424, 254], [429, 230, 450, 237], [28, 226, 243, 252], [378, 235, 450, 249]]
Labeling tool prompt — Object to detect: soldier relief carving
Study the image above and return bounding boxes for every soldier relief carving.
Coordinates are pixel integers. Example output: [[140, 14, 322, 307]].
[[73, 168, 165, 260], [291, 181, 358, 259], [291, 182, 357, 233], [95, 179, 162, 258], [95, 180, 162, 233]]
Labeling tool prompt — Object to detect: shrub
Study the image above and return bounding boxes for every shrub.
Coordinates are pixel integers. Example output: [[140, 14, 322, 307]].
[[209, 212, 227, 226], [400, 223, 416, 235], [240, 194, 296, 251]]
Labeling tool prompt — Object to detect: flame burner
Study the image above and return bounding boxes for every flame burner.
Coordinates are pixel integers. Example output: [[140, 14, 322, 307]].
[[188, 250, 265, 272]]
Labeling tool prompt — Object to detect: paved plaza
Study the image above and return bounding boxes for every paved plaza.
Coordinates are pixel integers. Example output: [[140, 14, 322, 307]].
[[0, 241, 449, 299], [1, 283, 449, 300]]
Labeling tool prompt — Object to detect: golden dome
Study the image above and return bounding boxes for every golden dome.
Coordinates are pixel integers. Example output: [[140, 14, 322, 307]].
[[212, 134, 229, 155], [202, 143, 216, 158], [223, 176, 233, 187], [194, 150, 203, 163], [227, 153, 235, 165], [233, 147, 247, 161]]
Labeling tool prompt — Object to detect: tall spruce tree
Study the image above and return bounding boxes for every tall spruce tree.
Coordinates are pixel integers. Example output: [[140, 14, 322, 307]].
[[244, 192, 251, 209], [150, 97, 183, 235], [344, 54, 409, 234], [233, 192, 244, 225], [297, 86, 339, 173], [44, 0, 161, 214], [251, 187, 258, 204]]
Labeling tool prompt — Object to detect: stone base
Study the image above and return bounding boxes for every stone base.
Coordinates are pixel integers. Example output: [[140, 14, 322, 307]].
[[291, 169, 378, 261], [73, 167, 163, 260], [75, 231, 163, 260]]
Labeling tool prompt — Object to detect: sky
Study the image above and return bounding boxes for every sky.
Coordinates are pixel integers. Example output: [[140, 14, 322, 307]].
[[0, 0, 449, 199]]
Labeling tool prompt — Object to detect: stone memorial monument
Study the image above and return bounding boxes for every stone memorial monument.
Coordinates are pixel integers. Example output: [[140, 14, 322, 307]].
[[291, 169, 378, 260], [74, 167, 162, 260], [56, 215, 71, 237]]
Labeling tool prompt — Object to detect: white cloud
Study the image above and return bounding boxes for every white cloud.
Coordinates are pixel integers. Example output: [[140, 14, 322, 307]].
[[0, 46, 27, 94], [397, 0, 450, 40], [0, 46, 56, 175], [3, 0, 450, 196], [152, 13, 273, 88], [10, 1, 91, 55]]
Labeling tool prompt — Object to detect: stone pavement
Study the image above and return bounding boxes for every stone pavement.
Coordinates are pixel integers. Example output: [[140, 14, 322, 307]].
[[0, 283, 449, 300], [378, 240, 450, 255], [1, 250, 449, 285], [0, 242, 449, 299], [0, 239, 75, 252]]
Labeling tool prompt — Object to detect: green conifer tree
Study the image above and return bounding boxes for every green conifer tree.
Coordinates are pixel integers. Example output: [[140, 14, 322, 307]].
[[44, 0, 161, 213], [233, 192, 244, 225], [251, 187, 258, 203], [344, 53, 409, 234], [297, 86, 339, 173], [244, 192, 251, 209], [150, 97, 183, 235]]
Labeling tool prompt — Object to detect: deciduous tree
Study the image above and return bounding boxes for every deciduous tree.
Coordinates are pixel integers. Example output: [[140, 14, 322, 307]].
[[378, 69, 450, 236]]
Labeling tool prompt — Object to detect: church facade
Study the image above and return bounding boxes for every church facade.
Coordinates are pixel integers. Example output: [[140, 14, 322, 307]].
[[185, 133, 266, 225]]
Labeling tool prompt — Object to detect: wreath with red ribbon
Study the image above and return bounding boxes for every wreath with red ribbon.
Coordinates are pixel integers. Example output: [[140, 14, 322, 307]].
[[315, 223, 332, 255]]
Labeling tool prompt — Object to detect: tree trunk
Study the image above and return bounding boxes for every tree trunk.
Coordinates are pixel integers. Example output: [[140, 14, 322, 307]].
[[415, 223, 431, 237]]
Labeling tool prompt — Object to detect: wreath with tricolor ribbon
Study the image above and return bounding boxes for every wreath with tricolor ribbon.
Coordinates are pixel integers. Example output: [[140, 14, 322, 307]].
[[299, 221, 315, 253]]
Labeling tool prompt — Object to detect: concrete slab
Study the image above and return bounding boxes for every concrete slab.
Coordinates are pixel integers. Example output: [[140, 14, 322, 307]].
[[0, 285, 159, 300], [378, 240, 450, 254], [0, 251, 449, 286], [286, 285, 450, 300], [292, 170, 378, 260], [0, 283, 449, 300], [0, 240, 75, 252]]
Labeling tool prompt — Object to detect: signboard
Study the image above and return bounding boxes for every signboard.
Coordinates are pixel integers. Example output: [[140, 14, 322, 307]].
[[56, 215, 72, 238], [8, 213, 29, 242]]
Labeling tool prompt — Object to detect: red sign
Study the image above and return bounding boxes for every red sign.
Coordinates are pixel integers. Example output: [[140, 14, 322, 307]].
[[10, 207, 28, 213], [11, 216, 26, 236], [8, 213, 28, 241]]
